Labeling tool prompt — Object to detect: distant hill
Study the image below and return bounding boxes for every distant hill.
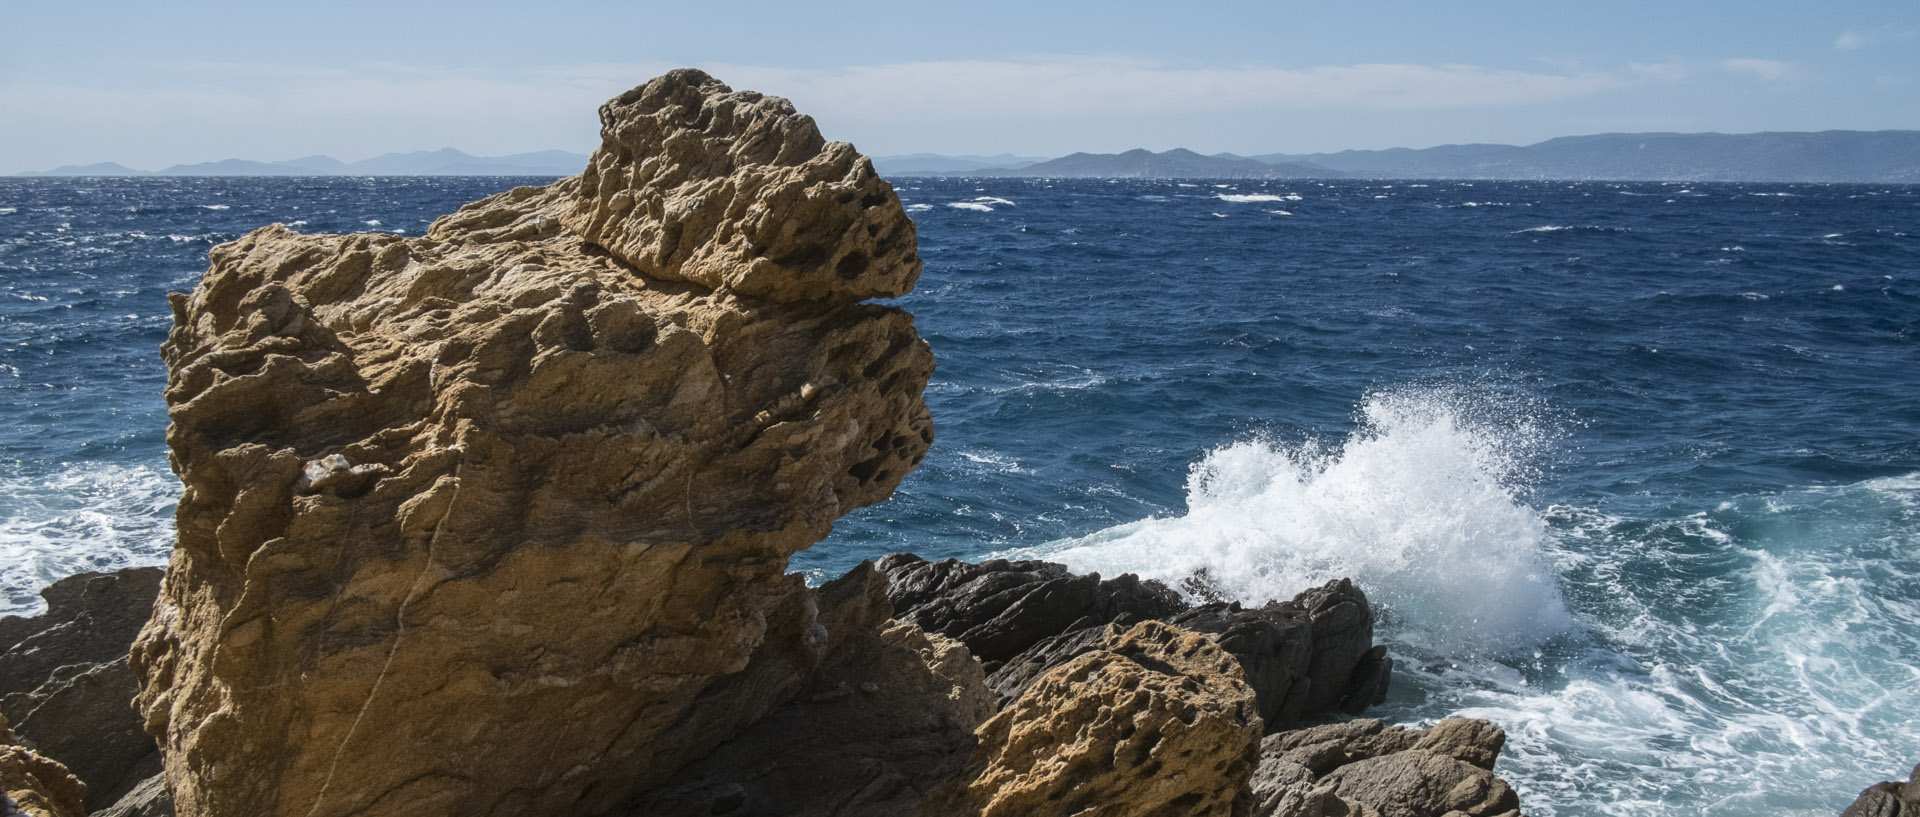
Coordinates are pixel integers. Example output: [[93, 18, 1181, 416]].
[[872, 153, 1049, 175], [17, 149, 590, 177], [973, 148, 1339, 179], [1257, 131, 1920, 182]]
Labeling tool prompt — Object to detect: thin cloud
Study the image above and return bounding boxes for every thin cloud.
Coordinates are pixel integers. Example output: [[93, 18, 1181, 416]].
[[1835, 31, 1868, 51], [1721, 58, 1795, 82]]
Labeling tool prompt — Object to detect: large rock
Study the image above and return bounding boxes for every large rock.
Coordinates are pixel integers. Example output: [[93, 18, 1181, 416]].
[[932, 620, 1263, 817], [1, 710, 87, 817], [0, 569, 163, 810], [1842, 765, 1920, 817], [1245, 719, 1518, 817], [131, 69, 931, 817]]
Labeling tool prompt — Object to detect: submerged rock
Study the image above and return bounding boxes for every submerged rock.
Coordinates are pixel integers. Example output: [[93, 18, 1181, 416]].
[[132, 69, 930, 817]]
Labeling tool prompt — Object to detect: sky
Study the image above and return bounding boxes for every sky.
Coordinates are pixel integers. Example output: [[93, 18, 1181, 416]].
[[3, 0, 1918, 172]]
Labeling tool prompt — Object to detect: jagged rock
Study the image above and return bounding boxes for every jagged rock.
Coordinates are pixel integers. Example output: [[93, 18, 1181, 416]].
[[1244, 719, 1516, 817], [876, 554, 1187, 670], [562, 71, 919, 303], [93, 774, 172, 817], [618, 615, 991, 817], [982, 623, 1109, 707], [0, 568, 163, 810], [131, 69, 931, 817], [1842, 765, 1920, 817], [931, 620, 1262, 817], [1294, 580, 1376, 715], [1, 710, 87, 817]]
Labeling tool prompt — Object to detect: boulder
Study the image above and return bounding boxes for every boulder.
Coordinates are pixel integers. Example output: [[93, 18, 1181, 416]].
[[1842, 765, 1920, 817], [0, 568, 163, 809], [1244, 719, 1517, 817], [131, 69, 931, 817], [933, 620, 1263, 817]]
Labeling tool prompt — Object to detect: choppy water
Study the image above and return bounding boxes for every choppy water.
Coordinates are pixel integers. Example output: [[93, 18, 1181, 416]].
[[2, 175, 1915, 816]]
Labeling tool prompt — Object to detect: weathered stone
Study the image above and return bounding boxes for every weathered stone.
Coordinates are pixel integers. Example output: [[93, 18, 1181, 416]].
[[0, 568, 163, 810], [983, 624, 1108, 707], [1167, 601, 1315, 730], [1319, 751, 1518, 817], [131, 69, 931, 817], [561, 69, 919, 303], [617, 619, 990, 817], [94, 774, 173, 817], [877, 554, 1187, 670], [1841, 765, 1920, 817], [1, 710, 86, 817], [935, 620, 1262, 817], [1295, 580, 1375, 716]]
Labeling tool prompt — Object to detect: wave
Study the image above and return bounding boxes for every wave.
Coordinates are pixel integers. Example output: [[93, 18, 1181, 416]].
[[948, 201, 995, 212], [0, 462, 178, 616], [1216, 193, 1288, 203], [1017, 387, 1574, 656]]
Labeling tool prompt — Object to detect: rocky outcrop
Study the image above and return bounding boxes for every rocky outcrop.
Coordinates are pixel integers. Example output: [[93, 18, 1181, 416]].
[[1843, 765, 1920, 817], [131, 69, 931, 817], [931, 620, 1263, 817], [0, 569, 163, 810], [1, 710, 87, 817], [884, 557, 1389, 730], [1246, 718, 1519, 817]]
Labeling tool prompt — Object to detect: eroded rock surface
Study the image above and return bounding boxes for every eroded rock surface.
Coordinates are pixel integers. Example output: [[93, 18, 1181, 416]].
[[1246, 718, 1518, 817], [132, 69, 931, 817], [1, 710, 87, 817], [0, 569, 163, 810], [929, 620, 1263, 817]]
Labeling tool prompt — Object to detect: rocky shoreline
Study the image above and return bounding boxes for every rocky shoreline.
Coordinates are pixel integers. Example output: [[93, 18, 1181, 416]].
[[0, 69, 1908, 817]]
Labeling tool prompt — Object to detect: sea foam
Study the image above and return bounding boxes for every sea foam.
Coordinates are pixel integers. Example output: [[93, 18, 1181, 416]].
[[1025, 388, 1574, 655]]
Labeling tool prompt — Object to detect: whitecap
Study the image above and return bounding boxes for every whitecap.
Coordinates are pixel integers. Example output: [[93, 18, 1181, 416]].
[[1216, 193, 1286, 203], [364, 219, 382, 227], [1269, 210, 1293, 216], [947, 201, 994, 212], [905, 204, 933, 212], [0, 207, 16, 215], [199, 204, 230, 210]]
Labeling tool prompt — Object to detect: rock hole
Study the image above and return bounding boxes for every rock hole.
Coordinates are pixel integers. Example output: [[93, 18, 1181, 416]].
[[835, 252, 869, 280]]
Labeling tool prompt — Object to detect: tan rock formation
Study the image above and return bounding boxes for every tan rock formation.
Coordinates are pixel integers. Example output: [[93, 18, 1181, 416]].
[[937, 620, 1263, 817], [131, 69, 931, 817], [2, 710, 87, 817]]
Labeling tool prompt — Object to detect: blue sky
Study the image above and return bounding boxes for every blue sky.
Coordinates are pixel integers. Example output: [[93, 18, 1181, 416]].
[[3, 0, 1917, 171]]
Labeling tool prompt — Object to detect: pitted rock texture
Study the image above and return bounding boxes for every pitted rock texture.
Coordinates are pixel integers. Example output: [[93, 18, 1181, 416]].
[[0, 569, 164, 811], [562, 69, 919, 303], [1246, 718, 1517, 817], [2, 710, 87, 817], [132, 70, 931, 817], [934, 620, 1262, 817]]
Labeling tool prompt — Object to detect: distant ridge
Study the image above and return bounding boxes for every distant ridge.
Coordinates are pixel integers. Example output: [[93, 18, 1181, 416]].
[[871, 153, 1049, 175], [17, 148, 590, 177], [963, 148, 1338, 179], [1256, 130, 1920, 183]]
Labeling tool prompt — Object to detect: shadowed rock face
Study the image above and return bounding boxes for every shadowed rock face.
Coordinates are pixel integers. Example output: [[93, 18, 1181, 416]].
[[130, 69, 932, 817]]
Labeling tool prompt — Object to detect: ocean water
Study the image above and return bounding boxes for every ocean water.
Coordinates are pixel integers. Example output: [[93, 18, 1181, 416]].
[[2, 175, 1916, 816]]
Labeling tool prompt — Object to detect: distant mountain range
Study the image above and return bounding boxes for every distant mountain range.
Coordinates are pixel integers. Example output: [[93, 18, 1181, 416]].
[[17, 148, 589, 177], [18, 131, 1920, 182]]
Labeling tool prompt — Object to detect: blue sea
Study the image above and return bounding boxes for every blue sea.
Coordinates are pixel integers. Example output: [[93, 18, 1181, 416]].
[[1, 175, 1915, 816]]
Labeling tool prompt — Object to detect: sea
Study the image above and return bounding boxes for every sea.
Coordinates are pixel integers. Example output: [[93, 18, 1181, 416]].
[[1, 175, 1915, 817]]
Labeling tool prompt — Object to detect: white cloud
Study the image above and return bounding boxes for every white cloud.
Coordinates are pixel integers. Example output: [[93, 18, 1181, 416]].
[[1721, 58, 1795, 82], [1835, 31, 1868, 50]]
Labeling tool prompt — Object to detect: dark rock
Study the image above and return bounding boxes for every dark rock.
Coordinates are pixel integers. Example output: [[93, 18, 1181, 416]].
[[1167, 601, 1314, 729], [93, 773, 173, 817], [983, 624, 1108, 707], [0, 568, 163, 810], [875, 554, 1185, 670], [1341, 646, 1393, 716], [1320, 750, 1518, 817], [1841, 765, 1920, 817], [1296, 579, 1375, 716]]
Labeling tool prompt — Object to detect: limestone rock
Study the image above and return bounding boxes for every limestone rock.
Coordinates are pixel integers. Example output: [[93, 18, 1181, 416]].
[[132, 69, 931, 817], [876, 554, 1187, 670], [562, 69, 919, 303], [1, 710, 86, 817], [0, 568, 164, 810], [938, 620, 1262, 817], [1842, 765, 1920, 817], [1320, 751, 1518, 817]]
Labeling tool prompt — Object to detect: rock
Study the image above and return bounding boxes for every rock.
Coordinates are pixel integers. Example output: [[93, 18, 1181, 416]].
[[933, 620, 1262, 817], [93, 774, 173, 817], [131, 69, 931, 817], [1320, 751, 1518, 817], [1295, 580, 1376, 716], [876, 554, 1187, 670], [0, 568, 164, 810], [1244, 719, 1517, 817], [562, 71, 919, 304], [1166, 601, 1315, 730], [1, 710, 87, 817], [1842, 765, 1920, 817], [982, 623, 1109, 707], [617, 618, 991, 817]]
